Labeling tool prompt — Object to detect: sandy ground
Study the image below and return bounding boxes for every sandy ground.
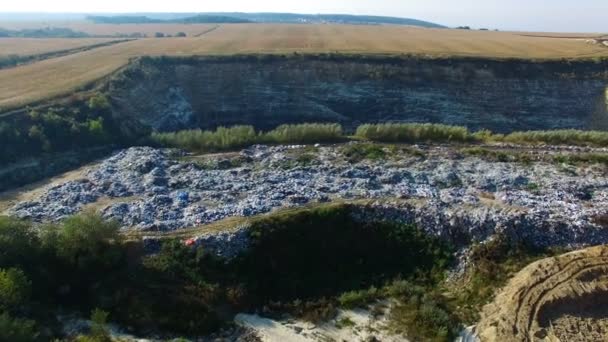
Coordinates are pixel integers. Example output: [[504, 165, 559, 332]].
[[476, 245, 608, 341], [236, 302, 406, 342]]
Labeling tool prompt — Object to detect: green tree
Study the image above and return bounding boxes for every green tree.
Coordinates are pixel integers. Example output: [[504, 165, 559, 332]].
[[0, 268, 31, 310], [88, 94, 110, 110], [0, 216, 40, 268], [43, 213, 123, 270]]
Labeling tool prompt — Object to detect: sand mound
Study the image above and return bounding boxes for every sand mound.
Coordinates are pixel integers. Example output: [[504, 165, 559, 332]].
[[477, 245, 608, 341]]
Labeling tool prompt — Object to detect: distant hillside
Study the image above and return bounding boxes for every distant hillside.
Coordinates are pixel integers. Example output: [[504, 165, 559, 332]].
[[0, 27, 88, 38], [86, 13, 444, 28], [87, 15, 252, 24], [208, 12, 445, 28]]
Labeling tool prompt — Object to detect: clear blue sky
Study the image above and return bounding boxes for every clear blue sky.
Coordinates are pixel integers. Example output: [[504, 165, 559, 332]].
[[0, 0, 606, 32]]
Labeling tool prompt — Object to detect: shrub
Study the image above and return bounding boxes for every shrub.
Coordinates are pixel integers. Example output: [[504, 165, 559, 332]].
[[0, 312, 38, 342], [501, 129, 608, 147], [0, 217, 41, 269], [88, 308, 111, 342], [356, 123, 472, 143], [88, 94, 110, 110], [42, 213, 123, 270], [263, 123, 344, 144], [0, 268, 31, 310], [152, 123, 345, 152], [338, 287, 379, 309], [151, 125, 258, 152], [341, 143, 387, 162]]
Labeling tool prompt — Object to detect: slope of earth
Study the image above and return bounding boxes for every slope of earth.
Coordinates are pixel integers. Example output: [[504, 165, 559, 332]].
[[476, 245, 608, 342], [1, 24, 608, 110], [102, 55, 608, 133], [4, 143, 608, 251]]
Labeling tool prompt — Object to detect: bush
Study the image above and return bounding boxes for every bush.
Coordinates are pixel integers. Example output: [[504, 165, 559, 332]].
[[0, 268, 31, 310], [502, 129, 608, 146], [263, 123, 344, 144], [389, 286, 459, 342], [152, 125, 258, 152], [338, 287, 379, 309], [42, 213, 123, 270], [0, 217, 43, 272], [341, 143, 387, 162], [356, 123, 472, 143], [152, 123, 345, 152], [0, 312, 38, 342]]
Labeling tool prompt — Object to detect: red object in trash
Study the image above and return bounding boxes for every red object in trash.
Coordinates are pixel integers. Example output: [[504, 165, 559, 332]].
[[184, 238, 196, 246]]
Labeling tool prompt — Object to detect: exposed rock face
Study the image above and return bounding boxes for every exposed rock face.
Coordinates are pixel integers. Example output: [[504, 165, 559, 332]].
[[106, 56, 608, 132]]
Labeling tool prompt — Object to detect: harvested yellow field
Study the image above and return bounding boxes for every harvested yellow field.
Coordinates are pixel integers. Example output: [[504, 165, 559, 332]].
[[0, 37, 125, 57], [1, 24, 607, 111]]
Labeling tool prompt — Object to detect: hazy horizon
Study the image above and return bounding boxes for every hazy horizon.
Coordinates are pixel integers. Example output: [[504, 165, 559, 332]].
[[0, 0, 606, 33]]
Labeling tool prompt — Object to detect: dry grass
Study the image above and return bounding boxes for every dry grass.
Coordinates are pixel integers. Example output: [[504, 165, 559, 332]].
[[0, 37, 124, 57], [0, 24, 607, 110]]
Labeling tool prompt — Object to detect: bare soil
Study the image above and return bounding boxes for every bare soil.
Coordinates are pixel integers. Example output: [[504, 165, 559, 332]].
[[476, 245, 608, 341]]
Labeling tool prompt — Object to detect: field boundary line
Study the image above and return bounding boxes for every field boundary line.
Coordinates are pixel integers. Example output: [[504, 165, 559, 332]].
[[0, 38, 136, 70]]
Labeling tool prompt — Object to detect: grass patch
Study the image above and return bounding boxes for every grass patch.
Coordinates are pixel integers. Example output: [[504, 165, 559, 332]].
[[552, 153, 608, 166], [356, 124, 608, 147], [152, 123, 344, 153], [341, 143, 387, 162], [460, 147, 533, 163], [263, 123, 344, 144], [356, 123, 472, 144], [502, 130, 608, 147]]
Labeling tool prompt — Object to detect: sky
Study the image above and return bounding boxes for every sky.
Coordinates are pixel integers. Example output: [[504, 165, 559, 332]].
[[0, 0, 606, 33]]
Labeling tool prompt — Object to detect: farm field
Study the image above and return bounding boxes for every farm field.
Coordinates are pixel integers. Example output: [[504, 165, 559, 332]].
[[0, 21, 220, 37], [0, 37, 125, 57], [1, 24, 608, 111]]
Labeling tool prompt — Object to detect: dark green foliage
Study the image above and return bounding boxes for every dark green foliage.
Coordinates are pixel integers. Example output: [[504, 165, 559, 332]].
[[41, 213, 123, 271], [389, 286, 457, 342], [0, 27, 88, 38], [341, 143, 387, 162], [0, 204, 457, 339], [0, 312, 38, 342], [0, 93, 149, 165], [0, 268, 31, 310], [240, 205, 452, 302]]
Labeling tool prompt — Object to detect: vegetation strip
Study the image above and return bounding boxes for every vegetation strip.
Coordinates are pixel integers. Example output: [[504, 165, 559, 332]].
[[0, 39, 133, 70], [152, 123, 608, 153]]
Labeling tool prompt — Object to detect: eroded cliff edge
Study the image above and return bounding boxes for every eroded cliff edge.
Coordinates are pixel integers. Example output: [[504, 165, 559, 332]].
[[104, 55, 608, 132]]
